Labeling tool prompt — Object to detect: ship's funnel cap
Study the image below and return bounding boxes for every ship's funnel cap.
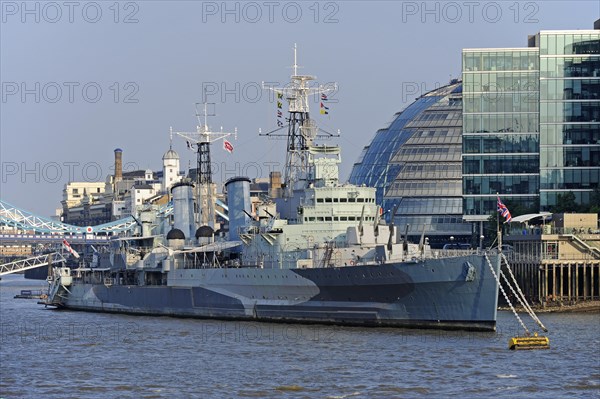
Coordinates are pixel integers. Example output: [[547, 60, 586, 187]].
[[170, 181, 195, 193], [225, 177, 251, 187], [167, 228, 186, 240], [195, 225, 214, 238]]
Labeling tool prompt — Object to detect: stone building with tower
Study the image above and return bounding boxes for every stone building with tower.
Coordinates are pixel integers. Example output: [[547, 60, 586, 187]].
[[60, 146, 182, 227]]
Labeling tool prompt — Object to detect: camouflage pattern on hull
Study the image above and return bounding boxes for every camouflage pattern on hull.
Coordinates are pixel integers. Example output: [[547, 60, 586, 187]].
[[59, 254, 499, 332]]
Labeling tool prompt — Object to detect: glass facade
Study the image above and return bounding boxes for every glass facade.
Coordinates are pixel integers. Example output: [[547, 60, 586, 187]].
[[462, 49, 540, 216], [350, 82, 472, 246], [348, 95, 440, 203], [538, 31, 600, 209]]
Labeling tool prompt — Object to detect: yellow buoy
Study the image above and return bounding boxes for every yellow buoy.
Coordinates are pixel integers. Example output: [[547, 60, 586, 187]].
[[508, 332, 550, 350]]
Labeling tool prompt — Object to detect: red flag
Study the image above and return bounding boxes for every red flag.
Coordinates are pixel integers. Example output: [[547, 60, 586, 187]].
[[223, 139, 233, 153], [62, 239, 80, 258]]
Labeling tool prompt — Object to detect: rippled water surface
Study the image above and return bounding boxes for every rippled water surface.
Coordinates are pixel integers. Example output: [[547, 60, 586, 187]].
[[1, 274, 599, 398]]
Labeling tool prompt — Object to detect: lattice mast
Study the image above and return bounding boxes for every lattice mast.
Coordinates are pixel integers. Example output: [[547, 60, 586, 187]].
[[263, 44, 338, 197], [174, 103, 236, 228]]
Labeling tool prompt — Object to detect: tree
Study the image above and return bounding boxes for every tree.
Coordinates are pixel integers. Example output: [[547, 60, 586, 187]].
[[551, 192, 578, 213]]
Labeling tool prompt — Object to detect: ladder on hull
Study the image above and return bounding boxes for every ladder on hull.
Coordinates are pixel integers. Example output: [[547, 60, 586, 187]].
[[45, 267, 73, 306]]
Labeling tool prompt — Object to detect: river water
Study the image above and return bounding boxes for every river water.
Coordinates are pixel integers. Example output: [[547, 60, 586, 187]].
[[1, 274, 599, 398]]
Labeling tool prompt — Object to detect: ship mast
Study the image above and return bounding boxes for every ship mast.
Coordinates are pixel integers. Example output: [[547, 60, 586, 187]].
[[262, 44, 338, 197], [174, 102, 236, 228]]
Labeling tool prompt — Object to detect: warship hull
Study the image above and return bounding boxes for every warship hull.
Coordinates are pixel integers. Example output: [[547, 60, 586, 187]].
[[56, 254, 500, 331]]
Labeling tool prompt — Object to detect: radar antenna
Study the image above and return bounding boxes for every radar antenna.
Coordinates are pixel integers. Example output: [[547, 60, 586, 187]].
[[261, 43, 338, 197]]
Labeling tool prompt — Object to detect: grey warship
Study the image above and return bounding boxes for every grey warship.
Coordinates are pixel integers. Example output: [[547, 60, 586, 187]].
[[45, 51, 501, 331]]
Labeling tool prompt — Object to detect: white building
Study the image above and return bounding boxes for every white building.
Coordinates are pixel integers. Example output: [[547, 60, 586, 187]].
[[129, 183, 162, 213], [162, 148, 181, 192]]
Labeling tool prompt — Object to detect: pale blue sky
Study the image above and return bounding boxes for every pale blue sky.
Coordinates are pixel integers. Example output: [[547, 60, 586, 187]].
[[1, 0, 599, 216]]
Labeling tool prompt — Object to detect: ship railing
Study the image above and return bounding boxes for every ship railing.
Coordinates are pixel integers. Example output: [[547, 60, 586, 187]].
[[433, 249, 478, 258], [70, 268, 111, 284], [502, 253, 542, 263]]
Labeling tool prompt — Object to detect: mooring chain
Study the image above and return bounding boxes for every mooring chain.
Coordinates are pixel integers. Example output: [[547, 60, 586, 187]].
[[485, 253, 530, 335], [501, 253, 548, 332], [499, 270, 541, 330]]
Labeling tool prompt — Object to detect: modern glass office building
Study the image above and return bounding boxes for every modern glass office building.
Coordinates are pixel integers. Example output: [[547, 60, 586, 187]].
[[350, 82, 472, 246], [462, 48, 540, 218], [537, 30, 600, 210], [462, 21, 599, 218]]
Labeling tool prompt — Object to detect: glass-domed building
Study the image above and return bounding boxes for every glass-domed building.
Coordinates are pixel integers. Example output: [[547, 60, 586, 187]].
[[349, 80, 473, 248]]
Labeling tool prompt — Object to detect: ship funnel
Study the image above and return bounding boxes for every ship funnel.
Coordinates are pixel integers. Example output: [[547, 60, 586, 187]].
[[139, 209, 155, 237], [225, 177, 251, 245], [171, 182, 196, 240]]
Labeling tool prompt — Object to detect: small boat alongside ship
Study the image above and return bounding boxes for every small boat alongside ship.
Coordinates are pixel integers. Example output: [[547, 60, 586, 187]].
[[15, 289, 46, 299], [43, 49, 501, 331]]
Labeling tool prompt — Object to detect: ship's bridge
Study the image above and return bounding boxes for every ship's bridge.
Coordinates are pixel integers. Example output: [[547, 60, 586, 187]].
[[299, 185, 378, 225], [308, 145, 341, 188]]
